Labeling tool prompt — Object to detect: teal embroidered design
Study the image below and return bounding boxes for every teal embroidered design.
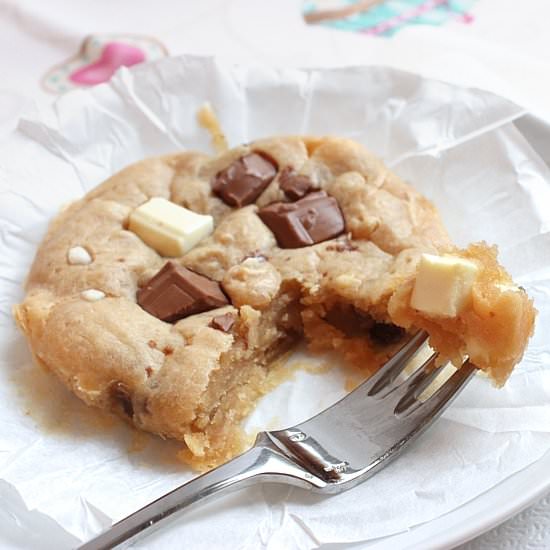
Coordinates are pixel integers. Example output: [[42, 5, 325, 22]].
[[304, 0, 476, 37]]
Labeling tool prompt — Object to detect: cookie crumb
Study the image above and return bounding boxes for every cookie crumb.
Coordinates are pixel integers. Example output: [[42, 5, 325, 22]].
[[197, 102, 228, 153], [67, 246, 92, 265], [81, 289, 105, 302], [145, 367, 153, 378], [147, 340, 157, 349]]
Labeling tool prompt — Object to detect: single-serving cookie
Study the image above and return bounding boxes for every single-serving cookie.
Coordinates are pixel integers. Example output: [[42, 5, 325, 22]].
[[13, 136, 536, 469]]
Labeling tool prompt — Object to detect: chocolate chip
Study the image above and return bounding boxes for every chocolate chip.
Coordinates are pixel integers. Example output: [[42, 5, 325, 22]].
[[209, 312, 236, 332], [258, 191, 345, 248], [145, 367, 153, 378], [212, 152, 278, 207], [137, 262, 229, 323], [162, 346, 174, 356], [110, 382, 134, 418], [325, 304, 371, 336], [279, 167, 315, 200], [369, 323, 406, 345]]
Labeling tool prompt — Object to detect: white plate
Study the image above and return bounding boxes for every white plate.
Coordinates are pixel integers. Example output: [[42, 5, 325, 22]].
[[372, 447, 550, 549], [1, 59, 550, 549]]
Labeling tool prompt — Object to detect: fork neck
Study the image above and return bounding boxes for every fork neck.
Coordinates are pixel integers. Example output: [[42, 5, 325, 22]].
[[79, 433, 324, 550]]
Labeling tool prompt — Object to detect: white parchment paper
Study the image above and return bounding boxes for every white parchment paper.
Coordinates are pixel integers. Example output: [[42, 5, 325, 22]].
[[1, 56, 550, 550]]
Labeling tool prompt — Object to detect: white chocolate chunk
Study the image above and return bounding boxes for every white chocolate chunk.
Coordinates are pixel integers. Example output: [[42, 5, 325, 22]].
[[67, 246, 93, 265], [81, 289, 106, 302], [410, 254, 479, 317], [128, 197, 213, 257], [496, 283, 521, 293]]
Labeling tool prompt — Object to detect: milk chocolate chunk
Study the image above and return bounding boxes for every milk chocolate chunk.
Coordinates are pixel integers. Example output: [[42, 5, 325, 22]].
[[258, 191, 345, 248], [369, 323, 406, 345], [209, 312, 236, 332], [212, 152, 277, 207], [110, 382, 134, 418], [137, 262, 228, 323], [279, 168, 315, 200]]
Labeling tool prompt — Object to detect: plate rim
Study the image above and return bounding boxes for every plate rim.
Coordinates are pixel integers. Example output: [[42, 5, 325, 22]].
[[370, 447, 550, 550], [363, 113, 550, 550]]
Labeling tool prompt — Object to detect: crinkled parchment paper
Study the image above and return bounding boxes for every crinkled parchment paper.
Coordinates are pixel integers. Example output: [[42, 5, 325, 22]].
[[1, 56, 550, 549]]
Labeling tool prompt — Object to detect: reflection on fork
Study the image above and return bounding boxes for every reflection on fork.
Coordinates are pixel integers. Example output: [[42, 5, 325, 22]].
[[80, 330, 475, 550]]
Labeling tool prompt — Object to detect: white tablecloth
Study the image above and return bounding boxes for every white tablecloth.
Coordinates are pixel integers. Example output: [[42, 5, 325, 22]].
[[1, 0, 549, 547]]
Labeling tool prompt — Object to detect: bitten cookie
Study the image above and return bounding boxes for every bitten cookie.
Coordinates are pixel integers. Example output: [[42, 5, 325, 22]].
[[14, 136, 536, 469]]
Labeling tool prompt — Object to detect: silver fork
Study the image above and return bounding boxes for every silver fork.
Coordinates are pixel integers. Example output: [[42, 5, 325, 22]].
[[80, 331, 475, 550]]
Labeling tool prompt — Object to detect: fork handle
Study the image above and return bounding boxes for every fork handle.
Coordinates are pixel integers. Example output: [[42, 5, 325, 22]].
[[78, 433, 320, 550]]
